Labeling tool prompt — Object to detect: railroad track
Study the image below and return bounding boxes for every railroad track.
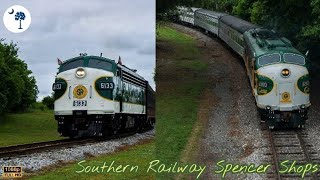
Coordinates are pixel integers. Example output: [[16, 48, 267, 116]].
[[0, 128, 152, 159], [262, 128, 320, 180], [0, 138, 96, 158]]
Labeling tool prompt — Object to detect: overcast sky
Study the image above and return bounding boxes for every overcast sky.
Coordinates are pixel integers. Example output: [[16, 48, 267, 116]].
[[0, 0, 155, 101]]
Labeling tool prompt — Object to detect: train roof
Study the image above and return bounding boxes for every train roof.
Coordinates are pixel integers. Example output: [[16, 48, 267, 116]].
[[191, 7, 200, 12], [243, 28, 306, 68], [58, 55, 116, 73], [220, 15, 258, 33], [177, 6, 200, 12], [117, 63, 146, 82], [244, 28, 302, 56], [62, 55, 114, 64], [195, 9, 227, 18]]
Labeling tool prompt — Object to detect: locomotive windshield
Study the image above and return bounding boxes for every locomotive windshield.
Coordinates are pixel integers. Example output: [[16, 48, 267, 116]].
[[283, 53, 305, 65], [258, 54, 281, 66], [59, 59, 83, 72], [88, 59, 113, 71]]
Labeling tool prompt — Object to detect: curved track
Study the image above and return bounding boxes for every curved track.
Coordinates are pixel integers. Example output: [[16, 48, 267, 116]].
[[263, 126, 320, 179]]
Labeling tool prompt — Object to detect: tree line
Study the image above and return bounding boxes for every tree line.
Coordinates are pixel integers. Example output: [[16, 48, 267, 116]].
[[0, 40, 39, 114], [157, 0, 320, 66]]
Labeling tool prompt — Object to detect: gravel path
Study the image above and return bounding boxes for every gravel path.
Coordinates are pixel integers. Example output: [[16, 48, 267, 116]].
[[306, 76, 320, 153], [171, 24, 267, 179], [0, 130, 154, 175]]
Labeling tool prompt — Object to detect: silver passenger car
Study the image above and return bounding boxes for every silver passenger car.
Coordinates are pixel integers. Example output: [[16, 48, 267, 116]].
[[218, 15, 257, 57], [177, 6, 200, 25], [194, 9, 226, 35]]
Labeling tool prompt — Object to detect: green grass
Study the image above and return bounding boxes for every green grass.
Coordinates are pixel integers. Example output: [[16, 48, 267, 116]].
[[157, 26, 200, 61], [156, 24, 207, 179], [0, 111, 63, 146], [28, 142, 155, 180]]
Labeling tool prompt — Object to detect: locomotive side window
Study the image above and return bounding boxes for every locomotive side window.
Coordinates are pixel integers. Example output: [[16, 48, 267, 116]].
[[258, 54, 281, 66], [60, 59, 83, 72], [88, 59, 113, 71], [283, 53, 305, 65]]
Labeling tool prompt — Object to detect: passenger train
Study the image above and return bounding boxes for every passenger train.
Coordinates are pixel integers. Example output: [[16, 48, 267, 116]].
[[177, 7, 310, 129], [53, 54, 155, 137]]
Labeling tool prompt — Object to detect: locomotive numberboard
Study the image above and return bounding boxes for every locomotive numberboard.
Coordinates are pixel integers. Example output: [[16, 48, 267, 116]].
[[100, 82, 114, 90], [52, 83, 62, 90], [73, 100, 87, 106]]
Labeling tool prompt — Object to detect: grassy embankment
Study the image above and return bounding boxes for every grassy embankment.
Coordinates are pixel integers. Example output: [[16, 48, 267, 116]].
[[0, 111, 64, 147], [156, 24, 208, 179]]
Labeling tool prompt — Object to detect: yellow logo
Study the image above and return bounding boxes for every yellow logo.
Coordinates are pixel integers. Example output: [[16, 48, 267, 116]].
[[281, 92, 291, 102], [2, 166, 22, 178], [73, 85, 88, 99], [257, 87, 268, 95]]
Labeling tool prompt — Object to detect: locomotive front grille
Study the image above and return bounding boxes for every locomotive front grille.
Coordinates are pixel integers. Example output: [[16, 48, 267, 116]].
[[73, 110, 87, 116]]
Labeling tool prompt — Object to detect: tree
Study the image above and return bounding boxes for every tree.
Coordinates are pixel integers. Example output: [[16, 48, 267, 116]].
[[0, 40, 38, 114], [42, 93, 54, 110], [298, 0, 320, 62], [233, 0, 256, 20]]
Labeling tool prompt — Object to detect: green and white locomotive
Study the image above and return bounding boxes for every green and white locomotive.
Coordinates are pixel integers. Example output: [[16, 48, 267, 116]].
[[53, 54, 155, 137], [178, 7, 310, 129], [243, 29, 310, 128]]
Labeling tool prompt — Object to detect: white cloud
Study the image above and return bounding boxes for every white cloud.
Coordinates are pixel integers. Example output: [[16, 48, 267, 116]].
[[0, 0, 155, 101]]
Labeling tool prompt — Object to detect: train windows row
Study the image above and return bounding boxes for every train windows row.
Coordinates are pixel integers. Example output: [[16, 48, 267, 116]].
[[220, 23, 244, 47], [122, 82, 145, 105], [59, 58, 113, 73], [185, 13, 193, 18], [195, 14, 218, 27]]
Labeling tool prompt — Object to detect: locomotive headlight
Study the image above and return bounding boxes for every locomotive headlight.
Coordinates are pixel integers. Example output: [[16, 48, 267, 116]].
[[76, 68, 86, 78], [281, 69, 290, 77]]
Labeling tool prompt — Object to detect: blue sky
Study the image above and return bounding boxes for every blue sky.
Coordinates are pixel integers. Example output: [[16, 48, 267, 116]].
[[0, 0, 155, 100]]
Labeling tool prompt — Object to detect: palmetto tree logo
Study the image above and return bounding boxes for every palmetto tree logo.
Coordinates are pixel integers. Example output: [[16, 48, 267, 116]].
[[15, 11, 25, 29], [3, 5, 31, 33]]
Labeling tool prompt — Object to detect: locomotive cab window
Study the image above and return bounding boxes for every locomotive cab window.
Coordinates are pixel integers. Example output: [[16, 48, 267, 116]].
[[283, 53, 305, 65], [88, 59, 113, 71], [258, 54, 281, 66], [59, 59, 83, 73]]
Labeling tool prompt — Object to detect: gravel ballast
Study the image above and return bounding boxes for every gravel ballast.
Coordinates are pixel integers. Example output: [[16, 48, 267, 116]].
[[0, 130, 154, 174]]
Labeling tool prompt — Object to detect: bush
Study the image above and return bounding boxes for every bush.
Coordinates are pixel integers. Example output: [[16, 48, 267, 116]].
[[42, 94, 54, 110]]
